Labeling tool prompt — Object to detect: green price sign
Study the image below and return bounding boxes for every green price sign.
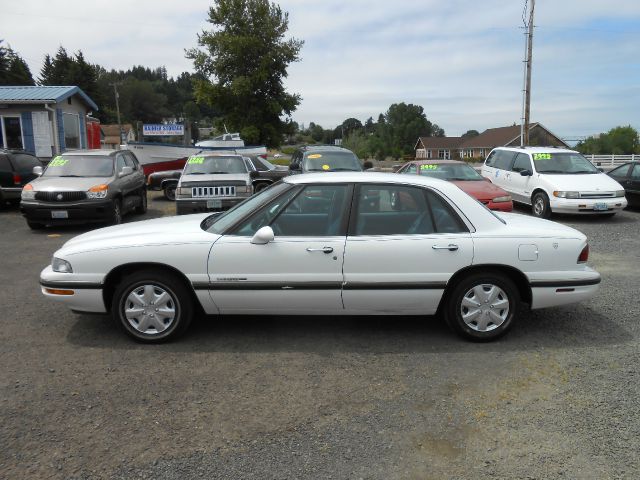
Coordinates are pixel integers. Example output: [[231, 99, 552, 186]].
[[188, 156, 205, 164], [49, 156, 68, 167], [533, 153, 552, 160], [420, 164, 438, 170]]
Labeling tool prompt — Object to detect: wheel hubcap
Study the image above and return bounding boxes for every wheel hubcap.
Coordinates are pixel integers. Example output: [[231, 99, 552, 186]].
[[460, 284, 509, 332], [124, 284, 176, 334], [534, 199, 544, 215]]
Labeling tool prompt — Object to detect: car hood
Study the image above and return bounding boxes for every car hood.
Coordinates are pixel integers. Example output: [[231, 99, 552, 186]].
[[537, 172, 623, 191], [179, 173, 249, 185], [493, 212, 586, 240], [60, 213, 219, 255], [450, 180, 508, 200], [29, 176, 114, 191]]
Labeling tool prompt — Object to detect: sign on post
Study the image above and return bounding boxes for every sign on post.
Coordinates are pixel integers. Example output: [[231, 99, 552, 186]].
[[142, 124, 185, 136]]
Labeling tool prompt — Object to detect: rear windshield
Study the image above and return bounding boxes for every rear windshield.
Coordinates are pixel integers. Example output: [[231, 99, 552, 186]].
[[11, 153, 42, 172], [42, 155, 114, 177], [419, 163, 483, 181], [184, 155, 247, 175], [303, 151, 362, 172], [532, 152, 599, 174]]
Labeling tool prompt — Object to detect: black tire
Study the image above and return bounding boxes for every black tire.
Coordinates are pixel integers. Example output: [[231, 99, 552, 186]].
[[531, 191, 551, 219], [111, 269, 194, 343], [163, 184, 176, 201], [135, 189, 147, 214], [111, 198, 122, 225], [27, 221, 44, 230], [444, 272, 520, 342], [253, 182, 270, 193]]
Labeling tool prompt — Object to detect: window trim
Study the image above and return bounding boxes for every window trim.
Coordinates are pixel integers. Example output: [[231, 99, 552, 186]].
[[0, 115, 24, 150], [62, 112, 81, 150]]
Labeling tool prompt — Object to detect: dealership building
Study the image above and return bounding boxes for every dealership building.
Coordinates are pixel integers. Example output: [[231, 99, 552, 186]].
[[0, 85, 99, 159]]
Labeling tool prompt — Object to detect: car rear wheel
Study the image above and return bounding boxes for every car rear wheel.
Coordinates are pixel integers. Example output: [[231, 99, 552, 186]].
[[135, 189, 147, 214], [444, 272, 519, 341], [163, 184, 176, 201], [532, 192, 551, 218], [111, 199, 122, 225], [112, 270, 193, 343]]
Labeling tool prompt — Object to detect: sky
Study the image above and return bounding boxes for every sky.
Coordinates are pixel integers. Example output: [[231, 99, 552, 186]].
[[1, 0, 639, 140]]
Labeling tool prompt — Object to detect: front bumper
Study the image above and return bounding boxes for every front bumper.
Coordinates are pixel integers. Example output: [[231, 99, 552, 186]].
[[176, 197, 247, 215], [549, 197, 627, 214], [21, 198, 115, 224], [39, 265, 107, 313]]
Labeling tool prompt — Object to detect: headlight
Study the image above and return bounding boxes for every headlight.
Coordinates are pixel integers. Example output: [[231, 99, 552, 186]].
[[87, 184, 108, 199], [21, 184, 36, 200], [492, 195, 511, 203], [553, 191, 580, 199], [615, 190, 626, 197], [177, 187, 192, 197], [52, 257, 73, 273]]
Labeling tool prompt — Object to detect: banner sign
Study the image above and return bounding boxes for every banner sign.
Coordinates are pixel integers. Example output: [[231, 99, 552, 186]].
[[143, 124, 184, 136]]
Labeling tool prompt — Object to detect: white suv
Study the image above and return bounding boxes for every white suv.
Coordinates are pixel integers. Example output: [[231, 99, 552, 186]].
[[481, 147, 627, 218]]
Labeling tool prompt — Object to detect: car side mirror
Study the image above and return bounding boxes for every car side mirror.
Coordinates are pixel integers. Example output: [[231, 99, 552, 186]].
[[249, 170, 259, 179], [597, 167, 604, 173], [33, 166, 43, 176], [520, 169, 532, 176], [119, 166, 133, 177], [251, 226, 275, 245], [289, 163, 301, 171]]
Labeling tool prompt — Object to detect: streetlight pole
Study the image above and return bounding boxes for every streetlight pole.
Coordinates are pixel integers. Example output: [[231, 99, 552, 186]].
[[521, 0, 535, 146], [111, 82, 123, 145]]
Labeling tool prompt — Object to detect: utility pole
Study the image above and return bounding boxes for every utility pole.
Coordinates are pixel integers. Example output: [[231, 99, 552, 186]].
[[520, 0, 535, 146], [111, 82, 123, 145]]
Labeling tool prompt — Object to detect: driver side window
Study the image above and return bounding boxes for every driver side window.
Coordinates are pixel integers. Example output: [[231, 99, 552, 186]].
[[511, 153, 532, 173], [115, 154, 127, 174]]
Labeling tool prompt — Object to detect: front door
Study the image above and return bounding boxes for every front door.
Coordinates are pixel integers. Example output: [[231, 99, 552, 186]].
[[509, 152, 535, 204], [342, 184, 474, 314], [207, 184, 352, 314]]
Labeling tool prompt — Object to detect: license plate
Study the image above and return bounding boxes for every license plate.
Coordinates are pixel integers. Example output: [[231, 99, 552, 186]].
[[206, 199, 222, 209], [593, 203, 608, 211], [51, 210, 68, 219]]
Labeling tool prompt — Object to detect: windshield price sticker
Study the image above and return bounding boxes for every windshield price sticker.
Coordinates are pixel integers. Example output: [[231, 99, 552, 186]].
[[533, 153, 552, 160], [322, 164, 330, 171], [188, 156, 205, 164], [49, 157, 68, 167], [420, 164, 438, 170], [308, 154, 322, 159]]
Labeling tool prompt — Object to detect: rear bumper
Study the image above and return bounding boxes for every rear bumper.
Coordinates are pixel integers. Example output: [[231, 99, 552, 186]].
[[529, 273, 601, 309], [0, 187, 22, 200], [176, 197, 246, 214], [550, 197, 627, 214], [20, 199, 114, 224], [485, 200, 513, 212]]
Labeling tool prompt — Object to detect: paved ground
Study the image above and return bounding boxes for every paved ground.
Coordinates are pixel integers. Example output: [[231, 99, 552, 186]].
[[1, 192, 639, 479]]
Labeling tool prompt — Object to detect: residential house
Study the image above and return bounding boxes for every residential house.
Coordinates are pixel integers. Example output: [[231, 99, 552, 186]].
[[414, 136, 463, 160]]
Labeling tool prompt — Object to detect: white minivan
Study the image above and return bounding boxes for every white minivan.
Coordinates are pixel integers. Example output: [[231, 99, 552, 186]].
[[481, 147, 627, 218]]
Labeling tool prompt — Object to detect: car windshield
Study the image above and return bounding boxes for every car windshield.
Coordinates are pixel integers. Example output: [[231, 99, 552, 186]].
[[184, 155, 247, 175], [202, 182, 293, 234], [303, 151, 362, 172], [419, 163, 483, 181], [532, 152, 599, 174], [42, 155, 114, 177]]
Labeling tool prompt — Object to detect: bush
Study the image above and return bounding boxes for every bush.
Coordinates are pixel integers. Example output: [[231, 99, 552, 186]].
[[280, 146, 296, 155]]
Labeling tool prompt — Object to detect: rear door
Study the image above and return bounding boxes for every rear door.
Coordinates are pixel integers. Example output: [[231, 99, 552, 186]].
[[342, 183, 474, 315], [629, 164, 640, 204], [0, 154, 12, 190]]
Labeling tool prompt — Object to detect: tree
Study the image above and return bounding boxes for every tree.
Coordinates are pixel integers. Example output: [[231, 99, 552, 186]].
[[381, 103, 433, 159], [343, 130, 370, 159], [186, 0, 303, 148], [0, 42, 34, 85], [340, 117, 363, 138], [461, 129, 479, 139], [576, 126, 639, 155]]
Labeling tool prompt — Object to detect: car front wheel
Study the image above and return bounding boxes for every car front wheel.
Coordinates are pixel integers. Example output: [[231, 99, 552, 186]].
[[532, 192, 551, 218], [112, 270, 193, 343], [135, 189, 147, 214], [111, 199, 122, 225], [444, 272, 520, 341], [163, 184, 176, 201]]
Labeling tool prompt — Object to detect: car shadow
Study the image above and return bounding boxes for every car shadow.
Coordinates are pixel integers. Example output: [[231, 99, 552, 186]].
[[66, 304, 632, 354]]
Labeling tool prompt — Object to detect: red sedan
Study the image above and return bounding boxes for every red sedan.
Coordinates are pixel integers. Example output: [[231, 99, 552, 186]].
[[397, 160, 513, 211]]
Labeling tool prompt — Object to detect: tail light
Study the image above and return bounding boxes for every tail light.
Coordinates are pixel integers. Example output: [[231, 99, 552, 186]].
[[578, 244, 589, 263], [259, 154, 267, 160], [13, 173, 21, 185]]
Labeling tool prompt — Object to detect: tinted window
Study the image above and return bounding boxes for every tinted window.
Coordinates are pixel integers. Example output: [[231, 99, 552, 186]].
[[493, 150, 515, 170], [43, 155, 114, 177], [231, 185, 301, 236], [353, 184, 466, 236], [608, 164, 630, 179], [631, 164, 640, 180], [303, 151, 362, 172], [485, 151, 497, 167], [270, 185, 350, 236], [511, 153, 532, 173], [0, 154, 12, 172], [250, 158, 269, 171]]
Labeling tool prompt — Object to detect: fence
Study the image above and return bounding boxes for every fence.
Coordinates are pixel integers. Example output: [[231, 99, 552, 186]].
[[586, 154, 637, 167]]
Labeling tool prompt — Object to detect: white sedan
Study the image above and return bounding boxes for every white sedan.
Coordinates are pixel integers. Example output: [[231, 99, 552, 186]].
[[40, 173, 601, 343]]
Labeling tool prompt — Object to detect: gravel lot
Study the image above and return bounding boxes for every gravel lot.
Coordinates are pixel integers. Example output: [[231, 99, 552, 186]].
[[1, 192, 639, 479]]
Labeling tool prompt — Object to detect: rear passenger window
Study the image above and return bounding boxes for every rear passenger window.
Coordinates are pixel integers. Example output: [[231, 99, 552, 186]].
[[352, 185, 467, 236], [493, 150, 515, 170]]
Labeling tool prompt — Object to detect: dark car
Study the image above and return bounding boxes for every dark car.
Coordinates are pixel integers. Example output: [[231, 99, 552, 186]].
[[248, 155, 290, 192], [0, 149, 43, 208], [148, 169, 181, 200], [608, 161, 640, 207], [288, 145, 363, 174], [20, 150, 147, 229]]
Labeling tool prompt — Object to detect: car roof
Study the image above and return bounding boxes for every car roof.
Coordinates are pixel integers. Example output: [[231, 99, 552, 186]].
[[300, 145, 353, 153], [411, 159, 465, 165], [195, 152, 243, 158], [285, 171, 454, 188], [492, 146, 577, 154], [62, 149, 119, 156]]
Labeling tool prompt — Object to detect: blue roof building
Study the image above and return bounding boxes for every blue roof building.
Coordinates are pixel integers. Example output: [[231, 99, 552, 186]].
[[0, 86, 99, 158]]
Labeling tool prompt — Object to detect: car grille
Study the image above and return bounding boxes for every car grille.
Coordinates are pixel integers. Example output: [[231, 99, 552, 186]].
[[35, 191, 87, 202], [192, 186, 236, 198], [579, 192, 616, 199]]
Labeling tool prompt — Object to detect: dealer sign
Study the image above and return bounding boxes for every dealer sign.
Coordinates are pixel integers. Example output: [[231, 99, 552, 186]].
[[143, 124, 185, 136]]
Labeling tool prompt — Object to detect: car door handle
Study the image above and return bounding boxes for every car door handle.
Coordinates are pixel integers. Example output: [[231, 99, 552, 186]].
[[432, 244, 459, 251], [306, 247, 334, 254]]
